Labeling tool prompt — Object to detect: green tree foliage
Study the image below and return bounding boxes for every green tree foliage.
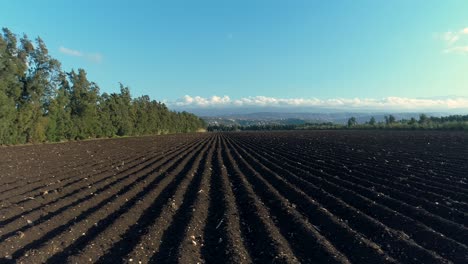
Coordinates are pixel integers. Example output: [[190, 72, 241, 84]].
[[68, 69, 101, 139], [369, 116, 376, 126], [0, 28, 205, 145], [18, 35, 62, 142], [384, 115, 396, 125], [46, 72, 72, 141], [103, 83, 134, 136], [97, 92, 117, 138], [0, 28, 29, 144], [208, 115, 468, 131], [347, 117, 357, 127], [419, 114, 429, 125]]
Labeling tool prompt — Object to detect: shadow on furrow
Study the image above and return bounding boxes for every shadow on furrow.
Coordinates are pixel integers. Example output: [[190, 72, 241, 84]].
[[0, 147, 138, 201], [235, 135, 468, 245], [229, 134, 467, 263], [218, 136, 303, 264], [94, 139, 211, 263], [8, 138, 208, 261], [0, 138, 202, 243], [0, 141, 189, 229], [200, 136, 252, 264], [149, 138, 215, 263], [222, 137, 349, 264], [225, 137, 398, 264]]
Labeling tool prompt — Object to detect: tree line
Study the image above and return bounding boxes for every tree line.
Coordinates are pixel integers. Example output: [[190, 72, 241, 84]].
[[208, 114, 468, 131], [346, 114, 468, 130], [208, 122, 344, 131], [0, 28, 205, 144]]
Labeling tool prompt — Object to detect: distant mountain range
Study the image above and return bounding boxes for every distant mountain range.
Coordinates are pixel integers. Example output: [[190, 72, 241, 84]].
[[201, 111, 450, 126], [172, 102, 468, 126]]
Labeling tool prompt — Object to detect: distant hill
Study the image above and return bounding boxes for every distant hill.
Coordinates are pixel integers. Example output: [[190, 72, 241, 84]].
[[202, 111, 449, 126]]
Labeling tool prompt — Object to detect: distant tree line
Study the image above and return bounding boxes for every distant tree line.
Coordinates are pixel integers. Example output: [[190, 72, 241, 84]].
[[208, 122, 342, 131], [0, 28, 205, 144], [208, 124, 298, 131], [208, 114, 468, 131], [346, 114, 468, 130]]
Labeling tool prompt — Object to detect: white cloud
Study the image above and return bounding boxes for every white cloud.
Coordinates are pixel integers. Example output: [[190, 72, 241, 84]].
[[59, 46, 83, 57], [58, 46, 103, 63], [442, 32, 460, 45], [439, 27, 468, 54], [444, 46, 468, 54], [175, 95, 231, 107], [171, 95, 468, 110]]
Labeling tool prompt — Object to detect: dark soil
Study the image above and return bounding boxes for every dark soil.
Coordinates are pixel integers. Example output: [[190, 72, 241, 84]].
[[0, 131, 467, 263]]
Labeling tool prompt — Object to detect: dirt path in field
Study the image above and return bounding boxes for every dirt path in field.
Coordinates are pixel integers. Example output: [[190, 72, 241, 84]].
[[0, 131, 467, 263]]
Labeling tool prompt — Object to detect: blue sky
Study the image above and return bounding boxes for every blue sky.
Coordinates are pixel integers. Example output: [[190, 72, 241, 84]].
[[2, 0, 468, 110]]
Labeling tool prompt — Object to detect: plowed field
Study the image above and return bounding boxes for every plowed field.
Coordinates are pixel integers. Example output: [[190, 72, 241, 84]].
[[0, 131, 467, 264]]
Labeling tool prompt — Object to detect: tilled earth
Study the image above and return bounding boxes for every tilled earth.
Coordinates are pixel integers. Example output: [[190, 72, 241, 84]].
[[0, 131, 467, 264]]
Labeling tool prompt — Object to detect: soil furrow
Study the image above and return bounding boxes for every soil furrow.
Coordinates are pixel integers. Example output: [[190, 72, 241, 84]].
[[1, 137, 208, 261], [0, 131, 466, 264], [0, 137, 205, 242], [235, 136, 468, 225], [235, 135, 468, 245], [136, 137, 216, 263], [219, 137, 303, 264], [228, 134, 451, 264], [235, 136, 467, 263], [226, 136, 398, 263], [235, 135, 468, 213], [75, 139, 211, 263], [200, 136, 253, 264]]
